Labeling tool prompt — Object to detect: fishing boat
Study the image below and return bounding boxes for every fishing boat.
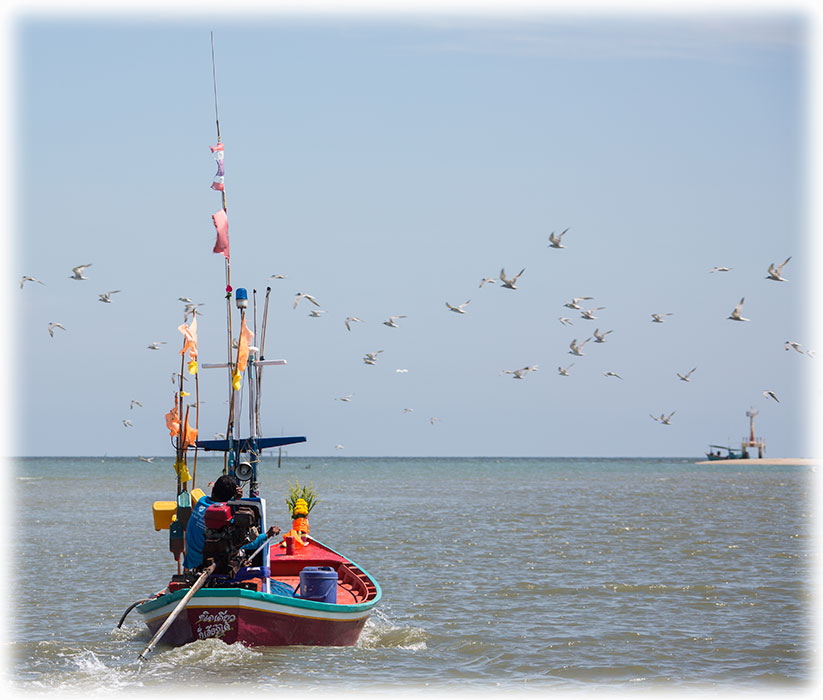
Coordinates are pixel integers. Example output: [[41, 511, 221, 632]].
[[127, 36, 380, 659], [704, 408, 765, 461]]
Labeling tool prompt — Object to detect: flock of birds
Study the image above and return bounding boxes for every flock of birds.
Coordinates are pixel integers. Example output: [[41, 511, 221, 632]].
[[21, 235, 812, 450]]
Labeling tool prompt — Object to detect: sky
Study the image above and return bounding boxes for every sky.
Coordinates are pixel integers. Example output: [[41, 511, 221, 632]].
[[2, 1, 821, 458]]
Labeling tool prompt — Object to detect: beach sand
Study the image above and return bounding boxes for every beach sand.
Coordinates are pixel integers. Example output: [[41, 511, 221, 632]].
[[693, 457, 818, 466]]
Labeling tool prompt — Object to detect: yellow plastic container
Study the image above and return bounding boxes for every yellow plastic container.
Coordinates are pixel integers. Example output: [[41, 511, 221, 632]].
[[190, 488, 206, 505], [152, 501, 177, 531]]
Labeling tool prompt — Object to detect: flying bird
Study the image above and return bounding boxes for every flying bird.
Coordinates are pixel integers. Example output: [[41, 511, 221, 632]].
[[20, 276, 45, 288], [383, 315, 407, 328], [499, 268, 525, 290], [345, 316, 363, 331], [765, 256, 791, 282], [651, 313, 673, 323], [336, 394, 353, 402], [558, 364, 574, 376], [709, 266, 732, 273], [48, 322, 66, 338], [138, 456, 154, 463], [564, 297, 593, 309], [580, 307, 605, 320], [728, 298, 750, 322], [593, 328, 612, 343], [677, 367, 697, 382], [603, 371, 623, 380], [308, 309, 325, 317], [479, 277, 496, 288], [363, 350, 383, 365], [762, 390, 780, 403], [429, 417, 441, 425], [122, 419, 133, 428], [293, 292, 320, 309], [558, 317, 573, 326], [402, 407, 414, 413], [501, 365, 538, 379], [129, 400, 142, 410], [650, 412, 675, 425], [148, 341, 166, 350], [785, 340, 804, 353], [445, 300, 470, 314], [69, 264, 92, 280], [178, 297, 194, 303], [396, 368, 409, 373], [98, 290, 120, 303], [569, 338, 591, 356], [548, 228, 569, 249], [269, 274, 287, 279]]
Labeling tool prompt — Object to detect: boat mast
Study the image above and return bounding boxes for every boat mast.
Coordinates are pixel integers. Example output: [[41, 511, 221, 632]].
[[211, 31, 237, 474]]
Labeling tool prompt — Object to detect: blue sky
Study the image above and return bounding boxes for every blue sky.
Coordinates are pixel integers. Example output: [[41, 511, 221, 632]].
[[4, 3, 820, 457]]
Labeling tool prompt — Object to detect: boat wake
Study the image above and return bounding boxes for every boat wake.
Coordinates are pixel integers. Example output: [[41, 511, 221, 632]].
[[358, 609, 428, 650]]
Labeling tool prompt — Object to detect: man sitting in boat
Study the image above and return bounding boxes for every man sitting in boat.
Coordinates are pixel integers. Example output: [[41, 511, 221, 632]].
[[184, 474, 279, 570]]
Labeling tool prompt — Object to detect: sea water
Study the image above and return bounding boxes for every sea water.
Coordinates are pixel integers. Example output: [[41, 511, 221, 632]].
[[7, 456, 816, 694]]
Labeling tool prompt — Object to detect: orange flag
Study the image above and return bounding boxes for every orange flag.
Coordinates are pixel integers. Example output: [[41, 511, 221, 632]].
[[165, 398, 180, 438], [178, 316, 198, 374], [180, 407, 198, 449], [232, 319, 254, 391]]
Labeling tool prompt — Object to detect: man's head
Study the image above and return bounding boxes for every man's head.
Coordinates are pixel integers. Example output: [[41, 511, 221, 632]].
[[211, 474, 239, 502]]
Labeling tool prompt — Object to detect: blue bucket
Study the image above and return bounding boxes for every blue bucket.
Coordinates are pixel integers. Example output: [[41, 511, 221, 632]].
[[297, 566, 338, 603]]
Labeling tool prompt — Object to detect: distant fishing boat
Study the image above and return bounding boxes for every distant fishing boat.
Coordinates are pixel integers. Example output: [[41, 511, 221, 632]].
[[125, 36, 380, 660], [705, 407, 766, 460]]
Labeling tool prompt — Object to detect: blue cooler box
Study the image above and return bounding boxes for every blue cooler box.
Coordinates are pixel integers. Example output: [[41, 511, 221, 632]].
[[298, 566, 338, 603]]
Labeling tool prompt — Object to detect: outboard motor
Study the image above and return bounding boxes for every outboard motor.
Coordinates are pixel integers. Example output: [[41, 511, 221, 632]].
[[200, 502, 261, 579]]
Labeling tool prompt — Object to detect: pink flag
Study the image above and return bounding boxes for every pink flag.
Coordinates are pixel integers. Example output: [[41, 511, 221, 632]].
[[212, 209, 229, 259]]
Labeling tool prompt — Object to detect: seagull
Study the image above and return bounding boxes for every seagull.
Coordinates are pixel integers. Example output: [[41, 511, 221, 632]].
[[69, 264, 92, 280], [130, 400, 142, 410], [148, 341, 166, 350], [564, 297, 593, 310], [345, 316, 363, 331], [709, 266, 732, 273], [766, 256, 791, 282], [122, 419, 133, 428], [20, 276, 45, 288], [214, 432, 226, 439], [569, 338, 591, 356], [183, 303, 204, 316], [363, 350, 383, 365], [396, 368, 409, 373], [603, 371, 623, 380], [98, 290, 120, 303], [335, 444, 344, 450], [446, 300, 470, 314], [336, 394, 353, 402], [479, 277, 496, 288], [294, 292, 320, 309], [48, 322, 66, 338], [763, 390, 780, 403], [269, 274, 287, 279], [651, 313, 673, 323], [429, 417, 441, 425], [785, 340, 804, 353], [558, 317, 573, 326], [308, 309, 325, 317], [580, 307, 605, 320], [807, 350, 817, 359], [402, 408, 414, 413], [138, 456, 154, 463], [501, 365, 538, 379], [178, 297, 194, 303], [558, 363, 574, 376], [383, 315, 407, 328], [677, 367, 697, 382], [651, 411, 675, 425], [499, 268, 525, 290], [728, 297, 750, 322], [548, 228, 569, 249], [593, 328, 612, 343], [171, 371, 189, 384]]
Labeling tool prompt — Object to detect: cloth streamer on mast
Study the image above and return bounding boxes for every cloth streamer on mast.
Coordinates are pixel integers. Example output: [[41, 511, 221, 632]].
[[178, 316, 199, 374], [212, 208, 229, 259], [232, 318, 254, 390], [210, 143, 225, 191]]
